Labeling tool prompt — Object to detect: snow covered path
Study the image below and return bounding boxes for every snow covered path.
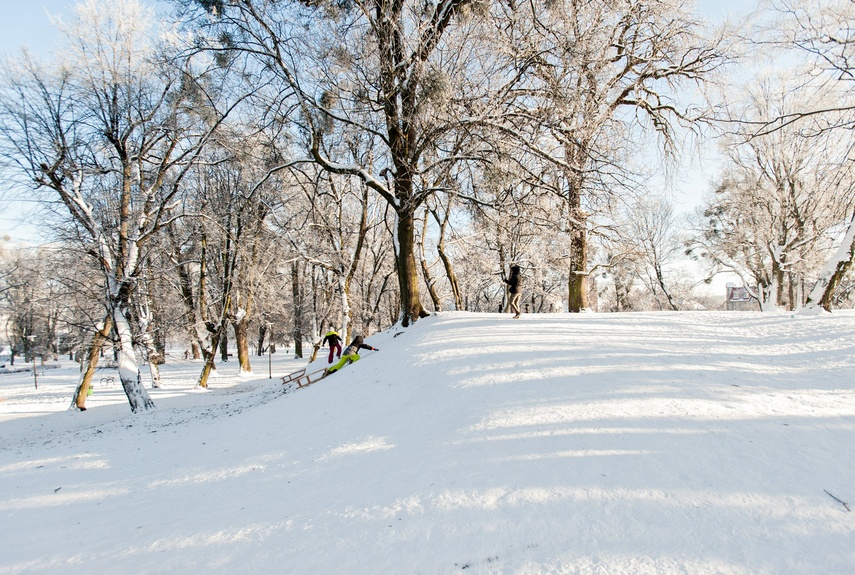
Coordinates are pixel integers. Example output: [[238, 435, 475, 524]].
[[1, 311, 854, 574]]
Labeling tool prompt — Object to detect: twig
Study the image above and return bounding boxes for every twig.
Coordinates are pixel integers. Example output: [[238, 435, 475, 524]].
[[824, 489, 851, 512]]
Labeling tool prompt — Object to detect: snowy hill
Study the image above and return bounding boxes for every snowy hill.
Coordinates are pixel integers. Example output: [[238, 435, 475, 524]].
[[2, 311, 855, 574]]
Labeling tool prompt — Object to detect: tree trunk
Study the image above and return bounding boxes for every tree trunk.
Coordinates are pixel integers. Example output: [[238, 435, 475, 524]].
[[197, 293, 232, 389], [292, 260, 303, 358], [137, 273, 163, 388], [564, 141, 590, 313], [568, 212, 588, 313], [47, 310, 58, 360], [169, 224, 204, 359], [342, 184, 370, 341], [763, 277, 779, 312], [198, 231, 211, 360], [805, 213, 855, 312], [113, 304, 155, 413], [219, 331, 229, 362], [139, 324, 163, 389], [438, 248, 463, 311], [233, 203, 266, 373], [654, 261, 678, 311], [309, 340, 322, 363], [498, 246, 510, 313], [421, 256, 442, 312], [339, 274, 352, 343], [197, 327, 223, 389], [70, 313, 113, 411], [234, 315, 251, 373], [433, 209, 463, 311], [396, 210, 429, 326], [787, 272, 799, 311], [420, 213, 442, 312], [773, 257, 786, 309]]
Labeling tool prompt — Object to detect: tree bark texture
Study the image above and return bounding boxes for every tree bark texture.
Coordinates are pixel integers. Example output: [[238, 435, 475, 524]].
[[396, 211, 429, 326], [71, 313, 113, 411], [234, 315, 251, 373], [292, 260, 304, 358], [566, 178, 588, 312], [806, 213, 855, 311], [113, 305, 155, 413]]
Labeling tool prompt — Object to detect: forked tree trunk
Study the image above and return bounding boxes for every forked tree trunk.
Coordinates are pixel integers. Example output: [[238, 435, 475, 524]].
[[113, 305, 155, 413], [197, 324, 225, 389], [232, 204, 267, 373], [197, 294, 232, 389]]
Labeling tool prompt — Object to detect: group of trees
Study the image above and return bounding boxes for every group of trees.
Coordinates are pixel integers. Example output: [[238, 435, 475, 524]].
[[0, 0, 853, 412], [688, 0, 855, 312]]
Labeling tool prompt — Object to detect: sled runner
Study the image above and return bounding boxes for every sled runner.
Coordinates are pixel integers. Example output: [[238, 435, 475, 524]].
[[281, 367, 328, 389]]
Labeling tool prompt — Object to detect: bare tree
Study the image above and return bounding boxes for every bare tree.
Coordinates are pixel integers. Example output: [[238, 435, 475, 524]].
[[288, 147, 379, 342], [626, 195, 683, 311], [0, 0, 239, 411], [187, 147, 276, 386], [490, 0, 728, 311], [752, 0, 855, 311], [180, 0, 500, 327], [693, 75, 855, 311]]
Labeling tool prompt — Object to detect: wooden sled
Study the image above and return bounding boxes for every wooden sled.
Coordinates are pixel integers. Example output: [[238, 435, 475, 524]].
[[281, 366, 328, 389]]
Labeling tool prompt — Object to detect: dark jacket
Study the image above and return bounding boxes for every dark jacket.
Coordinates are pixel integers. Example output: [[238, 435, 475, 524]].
[[322, 331, 342, 347], [504, 266, 522, 294], [342, 335, 376, 356]]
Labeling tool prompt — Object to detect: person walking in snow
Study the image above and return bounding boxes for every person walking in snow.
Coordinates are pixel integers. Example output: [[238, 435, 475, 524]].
[[322, 328, 343, 364], [325, 335, 378, 375], [503, 264, 523, 319]]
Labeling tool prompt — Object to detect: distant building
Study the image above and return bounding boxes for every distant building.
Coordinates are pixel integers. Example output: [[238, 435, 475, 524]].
[[726, 283, 756, 311]]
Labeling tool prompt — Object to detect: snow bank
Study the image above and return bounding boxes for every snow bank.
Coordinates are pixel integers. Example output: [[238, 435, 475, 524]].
[[1, 311, 854, 574]]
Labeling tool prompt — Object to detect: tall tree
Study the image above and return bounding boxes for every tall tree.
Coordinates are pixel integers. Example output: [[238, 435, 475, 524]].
[[748, 0, 855, 311], [0, 0, 238, 411], [492, 0, 727, 310], [181, 0, 496, 326], [694, 75, 855, 311], [626, 195, 683, 311]]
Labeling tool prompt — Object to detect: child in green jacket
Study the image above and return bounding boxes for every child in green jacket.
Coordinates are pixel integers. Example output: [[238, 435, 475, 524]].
[[325, 335, 378, 375]]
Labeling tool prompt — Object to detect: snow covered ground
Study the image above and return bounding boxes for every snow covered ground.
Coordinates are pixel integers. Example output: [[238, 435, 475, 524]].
[[1, 310, 854, 574]]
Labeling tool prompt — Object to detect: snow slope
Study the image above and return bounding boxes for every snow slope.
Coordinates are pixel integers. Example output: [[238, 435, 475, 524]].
[[1, 311, 854, 574]]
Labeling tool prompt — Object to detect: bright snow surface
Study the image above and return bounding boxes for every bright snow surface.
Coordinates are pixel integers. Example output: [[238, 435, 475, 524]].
[[1, 311, 854, 574]]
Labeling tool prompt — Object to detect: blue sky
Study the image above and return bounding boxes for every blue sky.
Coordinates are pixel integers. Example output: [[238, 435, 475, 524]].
[[1, 0, 757, 58], [1, 0, 79, 58]]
